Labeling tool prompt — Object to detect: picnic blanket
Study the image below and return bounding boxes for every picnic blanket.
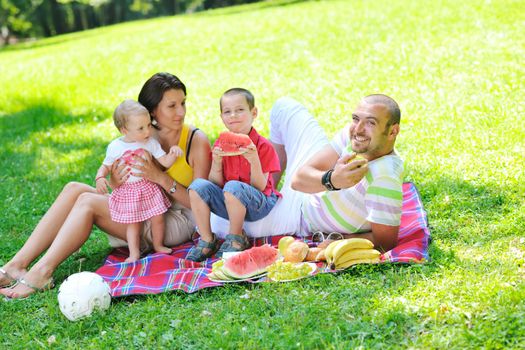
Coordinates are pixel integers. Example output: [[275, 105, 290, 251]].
[[96, 182, 430, 297]]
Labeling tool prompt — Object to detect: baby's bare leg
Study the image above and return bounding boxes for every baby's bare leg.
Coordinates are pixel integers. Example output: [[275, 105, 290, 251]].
[[150, 214, 172, 254], [125, 222, 142, 262]]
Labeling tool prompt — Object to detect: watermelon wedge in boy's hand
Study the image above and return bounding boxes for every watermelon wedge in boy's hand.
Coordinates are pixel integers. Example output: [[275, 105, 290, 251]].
[[215, 131, 252, 156]]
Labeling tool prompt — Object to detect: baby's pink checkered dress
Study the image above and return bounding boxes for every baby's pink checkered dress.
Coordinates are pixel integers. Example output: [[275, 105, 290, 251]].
[[109, 179, 171, 224]]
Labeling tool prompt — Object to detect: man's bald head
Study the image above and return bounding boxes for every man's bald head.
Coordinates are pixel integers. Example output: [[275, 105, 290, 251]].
[[363, 94, 401, 128]]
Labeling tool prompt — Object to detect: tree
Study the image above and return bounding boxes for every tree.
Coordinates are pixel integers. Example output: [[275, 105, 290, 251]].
[[0, 0, 33, 45]]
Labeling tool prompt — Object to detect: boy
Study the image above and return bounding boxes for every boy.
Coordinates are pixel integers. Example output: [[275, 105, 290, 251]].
[[186, 88, 281, 262]]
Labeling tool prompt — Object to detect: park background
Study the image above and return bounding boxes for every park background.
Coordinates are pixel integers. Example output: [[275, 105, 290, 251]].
[[0, 0, 524, 348]]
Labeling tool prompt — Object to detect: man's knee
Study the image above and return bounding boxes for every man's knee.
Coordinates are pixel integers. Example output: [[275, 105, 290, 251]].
[[273, 97, 298, 111]]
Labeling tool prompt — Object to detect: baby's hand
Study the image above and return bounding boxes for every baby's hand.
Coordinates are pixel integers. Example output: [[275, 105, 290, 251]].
[[95, 177, 111, 194], [169, 146, 183, 158]]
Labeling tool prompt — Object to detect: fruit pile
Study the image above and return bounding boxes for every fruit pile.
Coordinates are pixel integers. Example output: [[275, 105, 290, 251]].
[[277, 236, 380, 270], [267, 260, 313, 281], [325, 238, 380, 269]]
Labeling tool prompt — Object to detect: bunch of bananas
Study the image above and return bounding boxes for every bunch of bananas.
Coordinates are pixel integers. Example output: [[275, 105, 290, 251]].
[[324, 238, 380, 269]]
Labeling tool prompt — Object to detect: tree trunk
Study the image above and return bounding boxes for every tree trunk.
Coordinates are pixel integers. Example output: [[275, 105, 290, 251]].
[[50, 0, 66, 35]]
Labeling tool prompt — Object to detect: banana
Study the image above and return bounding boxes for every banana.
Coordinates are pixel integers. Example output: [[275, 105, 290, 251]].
[[334, 257, 380, 270], [334, 248, 380, 267], [324, 240, 345, 264], [330, 238, 374, 263]]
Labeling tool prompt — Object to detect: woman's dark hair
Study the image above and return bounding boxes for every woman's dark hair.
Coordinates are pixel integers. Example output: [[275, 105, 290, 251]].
[[138, 72, 187, 116]]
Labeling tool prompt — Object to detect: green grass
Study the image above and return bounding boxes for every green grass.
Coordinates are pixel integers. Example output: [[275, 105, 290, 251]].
[[1, 0, 524, 348]]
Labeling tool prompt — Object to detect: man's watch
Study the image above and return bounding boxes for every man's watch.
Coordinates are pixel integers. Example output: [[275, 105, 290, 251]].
[[321, 169, 339, 191], [169, 180, 177, 194]]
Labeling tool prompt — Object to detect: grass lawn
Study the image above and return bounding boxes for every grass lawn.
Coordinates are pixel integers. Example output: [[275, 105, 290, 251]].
[[1, 0, 524, 348]]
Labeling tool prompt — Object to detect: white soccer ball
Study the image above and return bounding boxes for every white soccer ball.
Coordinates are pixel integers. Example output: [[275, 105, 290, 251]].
[[58, 272, 111, 321]]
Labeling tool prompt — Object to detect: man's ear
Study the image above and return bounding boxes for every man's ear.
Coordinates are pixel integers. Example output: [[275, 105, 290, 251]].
[[389, 124, 400, 139]]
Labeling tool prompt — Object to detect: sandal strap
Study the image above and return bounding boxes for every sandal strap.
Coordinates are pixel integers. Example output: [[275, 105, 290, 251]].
[[224, 234, 249, 246], [196, 238, 218, 249], [18, 277, 54, 292], [0, 268, 15, 282], [218, 234, 250, 253], [186, 236, 219, 262]]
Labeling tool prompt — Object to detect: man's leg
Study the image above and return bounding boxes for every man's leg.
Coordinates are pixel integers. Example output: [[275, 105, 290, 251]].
[[269, 97, 330, 190]]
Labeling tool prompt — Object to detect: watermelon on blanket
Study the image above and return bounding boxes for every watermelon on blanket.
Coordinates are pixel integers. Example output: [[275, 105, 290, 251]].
[[222, 244, 279, 279], [216, 131, 252, 156]]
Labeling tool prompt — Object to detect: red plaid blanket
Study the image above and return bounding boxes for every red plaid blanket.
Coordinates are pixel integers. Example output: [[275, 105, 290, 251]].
[[96, 182, 430, 297]]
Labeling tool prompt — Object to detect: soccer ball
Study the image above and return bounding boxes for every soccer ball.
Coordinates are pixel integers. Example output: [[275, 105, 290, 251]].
[[58, 272, 111, 321]]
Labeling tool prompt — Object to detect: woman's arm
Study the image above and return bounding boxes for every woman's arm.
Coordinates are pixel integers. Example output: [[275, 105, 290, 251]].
[[178, 129, 212, 207], [95, 164, 111, 194]]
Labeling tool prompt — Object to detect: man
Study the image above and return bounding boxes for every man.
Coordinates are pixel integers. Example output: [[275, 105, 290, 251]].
[[211, 94, 403, 252]]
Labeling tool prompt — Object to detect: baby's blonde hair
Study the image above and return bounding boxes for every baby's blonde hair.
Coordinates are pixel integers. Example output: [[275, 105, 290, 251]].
[[113, 99, 149, 130]]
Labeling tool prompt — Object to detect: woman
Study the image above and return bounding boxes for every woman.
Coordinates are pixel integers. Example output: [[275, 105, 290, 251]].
[[0, 72, 211, 299]]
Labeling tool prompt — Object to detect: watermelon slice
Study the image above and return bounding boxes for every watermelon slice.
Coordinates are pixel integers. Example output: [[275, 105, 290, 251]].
[[216, 131, 252, 156], [222, 244, 279, 279]]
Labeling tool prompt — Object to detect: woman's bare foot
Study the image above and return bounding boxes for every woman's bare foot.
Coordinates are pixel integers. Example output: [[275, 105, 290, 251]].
[[0, 268, 53, 299], [0, 265, 27, 287], [153, 246, 172, 255]]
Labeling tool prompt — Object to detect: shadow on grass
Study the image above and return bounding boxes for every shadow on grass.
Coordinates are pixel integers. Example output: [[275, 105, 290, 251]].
[[0, 102, 107, 178], [0, 27, 112, 53], [406, 168, 521, 242], [0, 103, 108, 261]]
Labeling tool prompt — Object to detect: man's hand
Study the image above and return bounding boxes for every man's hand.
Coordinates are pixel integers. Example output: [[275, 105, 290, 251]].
[[330, 153, 368, 190]]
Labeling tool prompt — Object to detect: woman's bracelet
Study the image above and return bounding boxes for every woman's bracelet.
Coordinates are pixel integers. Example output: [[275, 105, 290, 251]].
[[95, 176, 106, 183]]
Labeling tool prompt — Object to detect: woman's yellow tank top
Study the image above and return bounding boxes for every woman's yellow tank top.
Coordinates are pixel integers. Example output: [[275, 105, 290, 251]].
[[166, 124, 194, 188]]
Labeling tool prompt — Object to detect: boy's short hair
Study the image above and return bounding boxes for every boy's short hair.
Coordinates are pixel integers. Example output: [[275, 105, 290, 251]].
[[220, 88, 255, 111], [113, 99, 149, 130]]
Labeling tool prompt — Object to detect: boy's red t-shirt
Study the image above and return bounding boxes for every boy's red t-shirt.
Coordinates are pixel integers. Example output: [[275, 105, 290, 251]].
[[213, 127, 281, 197]]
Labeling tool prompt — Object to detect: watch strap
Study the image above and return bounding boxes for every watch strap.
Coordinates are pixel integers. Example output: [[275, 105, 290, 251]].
[[322, 169, 339, 191], [169, 180, 177, 193]]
